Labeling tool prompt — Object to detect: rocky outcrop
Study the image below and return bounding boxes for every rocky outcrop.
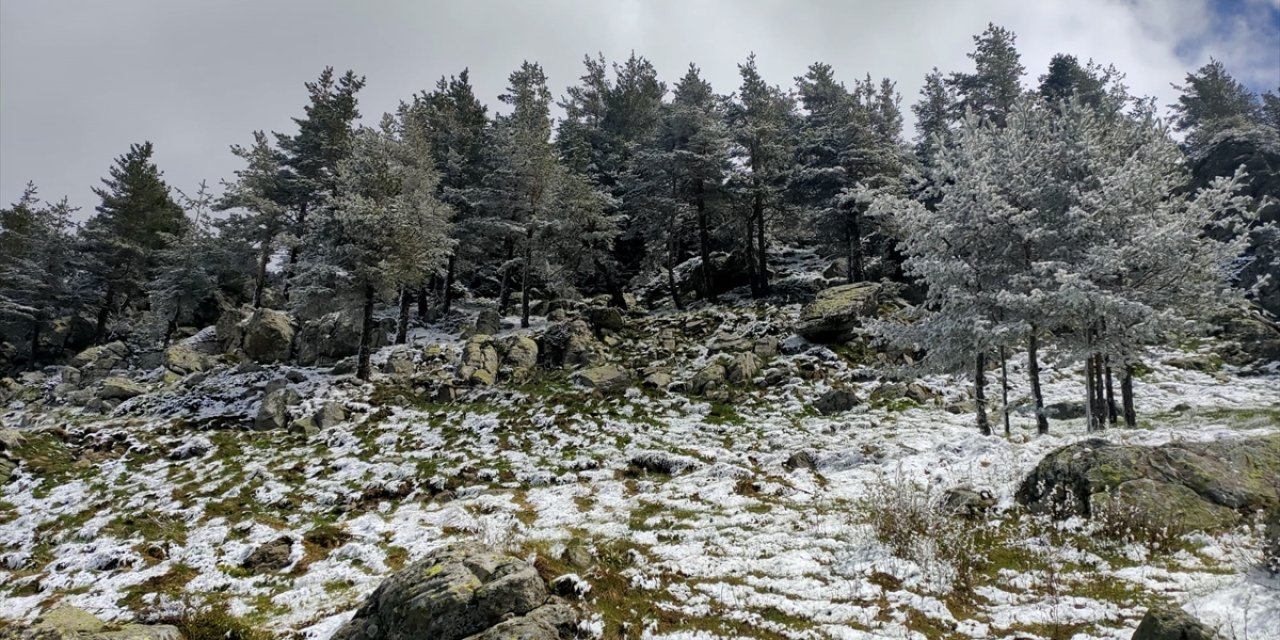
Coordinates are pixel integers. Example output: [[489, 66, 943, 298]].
[[459, 336, 500, 386], [584, 306, 625, 333], [542, 319, 601, 368], [255, 385, 301, 431], [795, 283, 884, 343], [503, 336, 539, 382], [1017, 435, 1280, 531], [71, 341, 128, 380], [98, 376, 146, 400], [1130, 605, 1216, 640], [243, 308, 294, 364], [332, 542, 581, 640], [813, 388, 860, 415]]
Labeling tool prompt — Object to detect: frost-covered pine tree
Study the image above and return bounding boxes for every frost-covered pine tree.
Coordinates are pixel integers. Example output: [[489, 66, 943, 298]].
[[0, 184, 77, 364], [219, 131, 287, 308], [147, 181, 220, 346], [303, 113, 454, 380]]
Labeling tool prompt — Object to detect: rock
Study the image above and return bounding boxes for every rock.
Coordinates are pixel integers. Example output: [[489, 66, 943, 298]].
[[1263, 506, 1280, 574], [472, 309, 502, 336], [542, 319, 599, 368], [752, 338, 780, 358], [459, 336, 500, 386], [585, 306, 625, 333], [942, 486, 997, 518], [504, 336, 539, 381], [813, 388, 860, 415], [215, 304, 253, 352], [1044, 401, 1086, 420], [783, 450, 818, 471], [727, 352, 762, 383], [561, 544, 593, 569], [255, 386, 301, 431], [571, 364, 632, 392], [34, 604, 105, 632], [689, 363, 726, 395], [168, 438, 212, 461], [98, 376, 146, 400], [331, 541, 564, 640], [296, 311, 387, 366], [461, 602, 580, 640], [382, 347, 416, 377], [1016, 435, 1280, 528], [316, 402, 347, 429], [629, 451, 698, 475], [289, 416, 319, 436], [242, 536, 293, 573], [243, 308, 295, 364], [331, 357, 358, 376], [0, 429, 25, 451], [1093, 478, 1239, 532], [795, 283, 884, 343], [1165, 354, 1222, 372], [548, 574, 591, 598], [71, 341, 128, 379], [642, 371, 673, 389], [1130, 605, 1216, 640], [164, 341, 214, 375]]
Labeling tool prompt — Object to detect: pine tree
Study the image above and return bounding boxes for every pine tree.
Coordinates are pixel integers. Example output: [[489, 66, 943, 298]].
[[80, 141, 186, 343], [0, 184, 77, 364], [147, 181, 219, 345], [947, 23, 1026, 128], [1171, 59, 1259, 146], [912, 68, 954, 164], [729, 53, 795, 297], [220, 131, 287, 308], [274, 68, 366, 298], [305, 113, 454, 380]]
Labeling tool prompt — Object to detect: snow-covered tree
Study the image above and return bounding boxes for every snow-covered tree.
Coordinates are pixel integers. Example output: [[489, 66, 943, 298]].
[[220, 131, 287, 308], [0, 184, 77, 363], [946, 23, 1026, 128], [147, 181, 220, 345], [303, 113, 454, 379]]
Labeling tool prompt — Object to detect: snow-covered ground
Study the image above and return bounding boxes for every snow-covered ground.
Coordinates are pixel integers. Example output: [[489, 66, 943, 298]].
[[1, 308, 1277, 639]]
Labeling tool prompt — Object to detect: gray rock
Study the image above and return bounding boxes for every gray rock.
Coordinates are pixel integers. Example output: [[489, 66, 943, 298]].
[[71, 341, 128, 379], [642, 371, 673, 389], [316, 401, 347, 429], [7, 604, 183, 640], [243, 308, 295, 364], [382, 347, 416, 377], [459, 336, 500, 386], [629, 451, 698, 475], [689, 363, 727, 395], [1130, 605, 1215, 640], [727, 352, 762, 383], [1017, 435, 1280, 529], [332, 542, 554, 640], [813, 388, 860, 415], [585, 306, 625, 332], [98, 376, 146, 400], [255, 386, 301, 431], [795, 283, 884, 343], [783, 450, 818, 472], [1263, 506, 1279, 574], [571, 364, 632, 392], [297, 311, 386, 366], [942, 486, 997, 518], [241, 536, 293, 573], [504, 336, 539, 381], [472, 309, 502, 336]]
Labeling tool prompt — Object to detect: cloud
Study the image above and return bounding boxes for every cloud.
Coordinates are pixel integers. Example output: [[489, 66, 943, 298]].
[[1, 0, 1277, 214]]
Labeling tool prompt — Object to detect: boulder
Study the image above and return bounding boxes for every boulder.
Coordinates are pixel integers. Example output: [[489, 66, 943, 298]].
[[813, 388, 860, 415], [642, 371, 673, 389], [504, 336, 540, 378], [98, 377, 146, 400], [164, 340, 215, 375], [382, 347, 416, 377], [459, 336, 500, 386], [689, 363, 727, 395], [795, 283, 884, 343], [296, 311, 389, 366], [783, 450, 818, 472], [243, 308, 295, 364], [71, 341, 128, 379], [584, 306, 625, 333], [1130, 605, 1215, 640], [3, 604, 183, 640], [255, 386, 301, 431], [941, 486, 997, 518], [542, 319, 599, 368], [629, 451, 699, 475], [1017, 435, 1280, 528], [241, 536, 293, 573], [316, 401, 347, 429], [331, 542, 572, 640], [727, 352, 762, 383], [472, 309, 503, 337], [215, 304, 253, 352], [571, 364, 632, 392]]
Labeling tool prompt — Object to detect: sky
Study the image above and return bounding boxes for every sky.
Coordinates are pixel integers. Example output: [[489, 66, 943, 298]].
[[1, 0, 1278, 217]]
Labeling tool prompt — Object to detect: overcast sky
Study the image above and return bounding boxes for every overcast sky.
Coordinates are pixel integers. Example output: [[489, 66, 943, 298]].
[[2, 0, 1278, 216]]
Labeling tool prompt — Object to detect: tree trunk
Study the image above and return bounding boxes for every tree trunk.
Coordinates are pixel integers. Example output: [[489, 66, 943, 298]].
[[851, 208, 864, 282], [755, 192, 769, 296], [1121, 363, 1136, 427], [667, 238, 684, 310], [442, 253, 457, 314], [975, 351, 991, 436], [1092, 354, 1107, 430], [743, 206, 758, 297], [999, 346, 1010, 437], [1084, 355, 1097, 433], [356, 284, 375, 381], [1103, 357, 1117, 427], [284, 200, 307, 302], [94, 284, 116, 345], [162, 306, 179, 348], [1028, 331, 1048, 435], [417, 286, 429, 319], [29, 319, 40, 365], [520, 233, 532, 329], [696, 181, 715, 302], [844, 223, 856, 284], [396, 288, 411, 345], [252, 238, 271, 309]]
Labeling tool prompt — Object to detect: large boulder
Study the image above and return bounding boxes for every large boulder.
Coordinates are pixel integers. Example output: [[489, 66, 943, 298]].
[[215, 305, 253, 353], [459, 336, 500, 386], [1, 604, 182, 640], [242, 308, 295, 364], [471, 309, 503, 337], [1130, 605, 1215, 640], [98, 376, 146, 400], [503, 336, 539, 382], [71, 341, 128, 380], [255, 386, 301, 431], [584, 306, 625, 333], [571, 364, 632, 392], [1017, 435, 1280, 528], [164, 330, 221, 375], [295, 310, 390, 366], [795, 283, 885, 343], [542, 319, 600, 368], [332, 542, 577, 640]]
